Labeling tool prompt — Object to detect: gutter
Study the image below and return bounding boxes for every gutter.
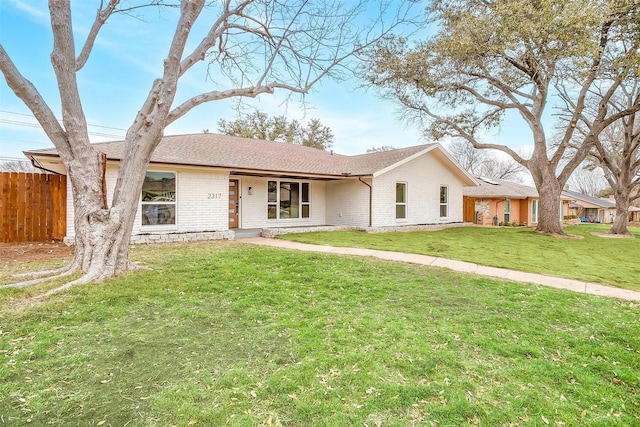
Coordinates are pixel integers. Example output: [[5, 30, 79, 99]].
[[29, 156, 63, 176], [358, 177, 372, 227]]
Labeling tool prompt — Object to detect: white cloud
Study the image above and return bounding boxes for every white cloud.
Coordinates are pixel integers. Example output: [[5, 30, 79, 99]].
[[7, 0, 47, 20]]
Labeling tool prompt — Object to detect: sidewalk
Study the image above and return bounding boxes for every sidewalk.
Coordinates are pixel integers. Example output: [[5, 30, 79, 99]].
[[241, 237, 640, 301]]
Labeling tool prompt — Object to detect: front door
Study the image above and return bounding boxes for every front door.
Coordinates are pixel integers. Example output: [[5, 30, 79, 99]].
[[229, 179, 239, 228]]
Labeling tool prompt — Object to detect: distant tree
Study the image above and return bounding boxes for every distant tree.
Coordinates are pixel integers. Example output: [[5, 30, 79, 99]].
[[596, 188, 613, 198], [366, 145, 397, 153], [218, 111, 333, 150], [447, 139, 525, 182], [567, 162, 608, 197], [0, 159, 37, 172]]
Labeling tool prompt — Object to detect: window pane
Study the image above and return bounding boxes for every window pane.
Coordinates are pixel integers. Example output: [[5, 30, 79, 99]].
[[280, 182, 299, 219], [302, 205, 310, 218], [268, 181, 277, 203], [440, 205, 448, 218], [396, 205, 406, 219], [268, 205, 277, 219], [396, 183, 406, 203], [302, 183, 309, 203], [142, 204, 175, 225], [440, 186, 448, 204], [142, 172, 175, 201]]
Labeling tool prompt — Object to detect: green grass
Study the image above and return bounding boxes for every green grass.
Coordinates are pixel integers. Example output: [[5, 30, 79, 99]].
[[1, 242, 639, 426], [278, 224, 640, 291]]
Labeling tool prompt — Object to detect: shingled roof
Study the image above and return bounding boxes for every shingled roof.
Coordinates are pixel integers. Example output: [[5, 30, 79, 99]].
[[562, 189, 616, 208], [25, 133, 472, 181], [463, 176, 540, 199]]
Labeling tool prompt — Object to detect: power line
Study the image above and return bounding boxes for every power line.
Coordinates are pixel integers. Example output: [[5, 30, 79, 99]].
[[0, 109, 128, 132], [0, 110, 127, 139], [0, 156, 30, 162]]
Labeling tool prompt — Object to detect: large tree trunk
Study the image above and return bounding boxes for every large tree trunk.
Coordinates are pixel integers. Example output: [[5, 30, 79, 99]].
[[535, 179, 564, 235], [608, 188, 632, 236], [529, 146, 565, 235], [66, 159, 136, 283], [66, 132, 159, 284]]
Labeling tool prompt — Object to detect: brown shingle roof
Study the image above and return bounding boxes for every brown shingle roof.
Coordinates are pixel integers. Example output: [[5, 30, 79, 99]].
[[25, 133, 438, 178], [463, 177, 539, 199]]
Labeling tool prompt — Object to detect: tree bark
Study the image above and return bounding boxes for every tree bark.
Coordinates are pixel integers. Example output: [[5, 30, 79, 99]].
[[534, 178, 564, 235], [608, 188, 632, 236]]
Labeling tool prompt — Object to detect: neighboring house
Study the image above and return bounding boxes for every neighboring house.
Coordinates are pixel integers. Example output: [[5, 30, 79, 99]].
[[629, 206, 640, 223], [562, 190, 617, 224], [463, 177, 544, 226], [24, 133, 477, 242]]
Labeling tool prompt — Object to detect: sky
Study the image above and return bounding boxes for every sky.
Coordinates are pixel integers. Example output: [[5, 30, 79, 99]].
[[0, 0, 529, 163]]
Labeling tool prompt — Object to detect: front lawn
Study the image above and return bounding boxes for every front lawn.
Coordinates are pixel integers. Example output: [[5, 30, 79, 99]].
[[1, 242, 639, 426], [279, 224, 640, 291]]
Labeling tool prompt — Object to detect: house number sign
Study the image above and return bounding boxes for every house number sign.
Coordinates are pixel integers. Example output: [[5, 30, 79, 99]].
[[208, 193, 223, 199]]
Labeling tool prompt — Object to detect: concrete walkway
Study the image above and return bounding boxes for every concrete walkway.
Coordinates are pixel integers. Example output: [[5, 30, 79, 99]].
[[241, 237, 640, 301]]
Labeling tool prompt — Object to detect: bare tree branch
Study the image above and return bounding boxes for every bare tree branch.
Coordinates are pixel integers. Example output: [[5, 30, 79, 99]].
[[76, 0, 119, 70]]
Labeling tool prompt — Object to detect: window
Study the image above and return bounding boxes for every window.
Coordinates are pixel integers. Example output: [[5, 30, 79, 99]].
[[267, 180, 310, 220], [141, 171, 176, 225], [504, 198, 511, 223], [301, 182, 310, 218], [532, 199, 539, 223], [396, 182, 407, 219], [439, 186, 448, 218]]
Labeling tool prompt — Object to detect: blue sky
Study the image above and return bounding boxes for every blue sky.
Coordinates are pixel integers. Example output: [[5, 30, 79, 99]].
[[0, 0, 529, 162]]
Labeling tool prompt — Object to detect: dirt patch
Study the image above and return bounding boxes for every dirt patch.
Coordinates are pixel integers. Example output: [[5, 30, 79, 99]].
[[591, 232, 635, 239], [0, 241, 74, 263]]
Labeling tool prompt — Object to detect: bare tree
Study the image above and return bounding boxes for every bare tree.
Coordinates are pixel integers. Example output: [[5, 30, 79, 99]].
[[446, 139, 525, 182], [592, 109, 640, 235], [367, 0, 640, 235], [0, 159, 38, 173], [564, 73, 640, 234], [0, 0, 418, 294], [567, 163, 608, 197]]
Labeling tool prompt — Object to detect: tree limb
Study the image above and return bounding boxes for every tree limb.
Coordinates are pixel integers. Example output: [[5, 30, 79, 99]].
[[76, 0, 119, 71], [0, 44, 72, 158]]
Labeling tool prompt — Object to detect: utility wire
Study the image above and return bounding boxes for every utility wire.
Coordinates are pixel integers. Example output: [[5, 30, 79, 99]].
[[0, 110, 126, 139]]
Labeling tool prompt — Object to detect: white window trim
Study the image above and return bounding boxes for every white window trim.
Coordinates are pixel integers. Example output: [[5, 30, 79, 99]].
[[439, 185, 449, 219], [141, 170, 177, 229], [396, 182, 407, 220], [504, 198, 511, 223], [531, 199, 539, 223]]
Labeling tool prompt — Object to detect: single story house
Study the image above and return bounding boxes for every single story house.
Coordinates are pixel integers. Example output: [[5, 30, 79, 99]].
[[24, 133, 478, 242], [463, 177, 544, 226], [462, 177, 584, 226], [563, 190, 616, 224]]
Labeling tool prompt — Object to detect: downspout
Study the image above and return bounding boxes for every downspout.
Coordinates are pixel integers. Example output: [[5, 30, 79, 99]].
[[358, 176, 372, 227]]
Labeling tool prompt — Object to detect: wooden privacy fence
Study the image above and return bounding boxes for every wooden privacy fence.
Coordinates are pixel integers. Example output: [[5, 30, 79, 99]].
[[0, 172, 67, 243]]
